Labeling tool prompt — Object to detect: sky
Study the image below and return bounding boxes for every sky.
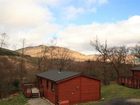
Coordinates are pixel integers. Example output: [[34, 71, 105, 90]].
[[0, 0, 140, 54]]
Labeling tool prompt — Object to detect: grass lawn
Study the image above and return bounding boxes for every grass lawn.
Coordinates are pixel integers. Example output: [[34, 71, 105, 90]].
[[0, 93, 28, 105], [80, 83, 140, 105]]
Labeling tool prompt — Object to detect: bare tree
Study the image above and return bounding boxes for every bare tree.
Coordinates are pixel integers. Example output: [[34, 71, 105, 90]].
[[108, 46, 128, 78], [37, 45, 47, 71], [133, 45, 140, 58], [38, 46, 73, 71], [90, 38, 110, 85], [37, 37, 73, 71], [37, 38, 57, 71], [55, 47, 73, 71], [0, 33, 8, 48], [37, 45, 54, 71], [19, 39, 26, 82]]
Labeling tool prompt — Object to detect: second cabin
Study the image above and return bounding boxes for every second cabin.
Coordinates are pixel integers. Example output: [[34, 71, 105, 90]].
[[131, 67, 140, 79], [36, 70, 101, 105], [118, 67, 140, 88]]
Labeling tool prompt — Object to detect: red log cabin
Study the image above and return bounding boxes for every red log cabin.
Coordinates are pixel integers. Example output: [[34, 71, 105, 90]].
[[131, 67, 140, 79], [36, 70, 101, 105], [118, 67, 140, 88]]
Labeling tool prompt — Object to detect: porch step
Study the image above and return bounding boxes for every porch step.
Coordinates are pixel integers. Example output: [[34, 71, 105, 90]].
[[32, 93, 40, 98]]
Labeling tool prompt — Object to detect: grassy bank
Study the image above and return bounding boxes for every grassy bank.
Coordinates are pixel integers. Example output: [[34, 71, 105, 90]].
[[0, 93, 27, 105], [80, 83, 140, 105]]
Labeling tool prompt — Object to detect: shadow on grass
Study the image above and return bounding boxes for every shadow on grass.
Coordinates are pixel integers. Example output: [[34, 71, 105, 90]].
[[105, 98, 140, 105]]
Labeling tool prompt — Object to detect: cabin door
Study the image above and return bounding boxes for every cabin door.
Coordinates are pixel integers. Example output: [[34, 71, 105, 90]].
[[38, 79, 44, 97]]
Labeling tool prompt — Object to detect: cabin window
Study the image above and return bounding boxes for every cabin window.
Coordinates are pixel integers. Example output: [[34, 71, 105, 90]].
[[51, 82, 55, 92], [46, 80, 49, 88]]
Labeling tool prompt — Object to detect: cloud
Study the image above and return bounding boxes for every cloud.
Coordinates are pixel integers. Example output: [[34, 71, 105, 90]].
[[0, 0, 53, 28], [41, 0, 108, 7], [1, 0, 139, 56], [98, 0, 108, 5], [0, 0, 109, 49], [64, 6, 85, 20], [41, 0, 65, 6], [49, 0, 109, 20], [86, 0, 108, 5], [57, 16, 140, 54], [6, 22, 60, 49], [0, 0, 60, 49]]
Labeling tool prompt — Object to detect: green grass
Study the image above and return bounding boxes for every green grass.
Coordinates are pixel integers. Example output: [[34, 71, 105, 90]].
[[0, 93, 28, 105], [80, 83, 140, 105], [102, 83, 140, 99]]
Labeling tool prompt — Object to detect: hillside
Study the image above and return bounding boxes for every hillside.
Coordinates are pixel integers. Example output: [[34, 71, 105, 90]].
[[0, 47, 36, 69], [0, 48, 38, 82], [0, 47, 20, 56], [17, 45, 97, 61]]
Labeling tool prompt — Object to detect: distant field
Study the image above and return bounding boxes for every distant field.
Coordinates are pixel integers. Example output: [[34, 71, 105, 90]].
[[80, 83, 140, 105], [0, 93, 27, 105]]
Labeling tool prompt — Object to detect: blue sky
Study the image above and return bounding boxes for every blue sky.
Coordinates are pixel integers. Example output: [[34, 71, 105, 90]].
[[0, 0, 140, 54], [50, 0, 140, 24]]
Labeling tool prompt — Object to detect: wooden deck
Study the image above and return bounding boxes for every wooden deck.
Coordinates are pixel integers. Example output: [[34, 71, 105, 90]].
[[118, 77, 140, 89], [21, 83, 40, 98]]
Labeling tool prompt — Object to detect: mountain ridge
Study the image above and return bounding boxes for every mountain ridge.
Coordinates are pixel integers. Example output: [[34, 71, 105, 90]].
[[17, 45, 97, 61]]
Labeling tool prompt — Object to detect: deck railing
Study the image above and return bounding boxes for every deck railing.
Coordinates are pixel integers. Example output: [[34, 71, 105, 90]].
[[118, 76, 140, 89]]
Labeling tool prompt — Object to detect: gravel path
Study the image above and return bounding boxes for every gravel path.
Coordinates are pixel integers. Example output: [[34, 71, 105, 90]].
[[28, 98, 54, 105]]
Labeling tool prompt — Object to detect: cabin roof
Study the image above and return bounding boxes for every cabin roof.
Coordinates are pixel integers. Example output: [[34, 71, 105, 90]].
[[131, 67, 140, 71], [36, 70, 81, 82]]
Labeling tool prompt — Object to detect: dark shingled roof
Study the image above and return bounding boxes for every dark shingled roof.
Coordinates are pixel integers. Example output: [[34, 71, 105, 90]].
[[131, 67, 140, 71], [36, 70, 81, 82]]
